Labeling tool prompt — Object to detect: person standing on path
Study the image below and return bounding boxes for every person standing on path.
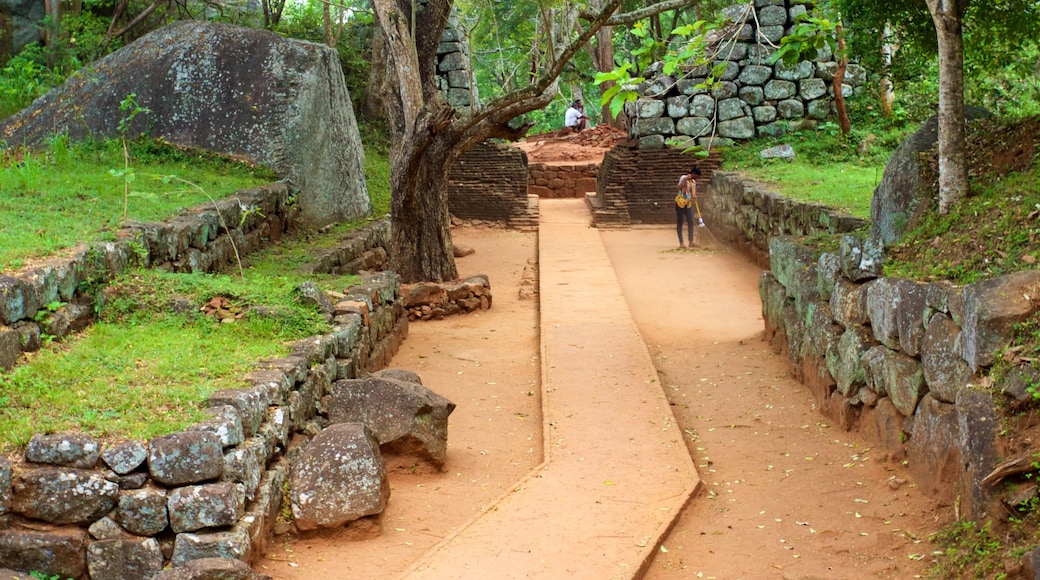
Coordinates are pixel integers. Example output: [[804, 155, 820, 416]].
[[675, 166, 701, 249]]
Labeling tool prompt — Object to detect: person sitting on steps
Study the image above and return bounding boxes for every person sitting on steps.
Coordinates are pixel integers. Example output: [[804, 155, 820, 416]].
[[564, 99, 588, 133]]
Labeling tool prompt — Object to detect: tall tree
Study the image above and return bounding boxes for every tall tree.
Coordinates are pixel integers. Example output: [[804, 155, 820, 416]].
[[372, 0, 687, 283], [925, 0, 969, 213]]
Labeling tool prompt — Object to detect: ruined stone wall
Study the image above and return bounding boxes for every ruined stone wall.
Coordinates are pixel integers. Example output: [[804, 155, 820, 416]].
[[447, 141, 537, 229], [629, 0, 868, 149], [0, 224, 408, 579], [436, 17, 478, 115], [703, 172, 1037, 528], [0, 184, 303, 371], [590, 144, 722, 228], [761, 235, 1038, 524], [705, 171, 866, 267], [528, 163, 599, 199]]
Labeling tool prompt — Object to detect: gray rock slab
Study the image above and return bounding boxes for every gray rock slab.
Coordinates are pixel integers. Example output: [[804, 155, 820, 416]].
[[87, 538, 164, 580], [25, 432, 100, 468], [168, 482, 244, 533], [290, 423, 389, 530], [101, 440, 149, 475], [0, 21, 370, 228], [11, 467, 119, 525], [0, 528, 87, 579], [149, 431, 225, 486]]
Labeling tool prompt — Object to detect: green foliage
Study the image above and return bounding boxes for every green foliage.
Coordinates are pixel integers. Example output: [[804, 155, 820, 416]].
[[883, 167, 1040, 284], [360, 120, 392, 218], [0, 268, 335, 452], [0, 138, 275, 271], [772, 14, 841, 66], [928, 520, 1007, 579]]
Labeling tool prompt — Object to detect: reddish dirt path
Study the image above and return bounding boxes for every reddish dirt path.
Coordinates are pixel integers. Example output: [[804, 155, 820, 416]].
[[256, 224, 946, 579]]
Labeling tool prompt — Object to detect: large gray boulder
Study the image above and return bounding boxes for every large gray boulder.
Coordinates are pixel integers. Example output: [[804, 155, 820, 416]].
[[290, 423, 389, 530], [328, 373, 456, 468], [870, 107, 991, 247], [0, 0, 44, 58], [0, 20, 369, 228]]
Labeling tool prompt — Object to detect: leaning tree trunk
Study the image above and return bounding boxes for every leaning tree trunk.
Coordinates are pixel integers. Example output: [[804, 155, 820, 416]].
[[388, 134, 458, 283], [927, 0, 970, 214]]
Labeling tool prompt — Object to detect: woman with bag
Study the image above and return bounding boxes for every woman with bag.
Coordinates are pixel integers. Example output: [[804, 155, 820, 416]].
[[675, 166, 701, 249]]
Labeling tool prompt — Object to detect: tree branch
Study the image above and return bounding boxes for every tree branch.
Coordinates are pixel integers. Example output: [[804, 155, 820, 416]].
[[580, 0, 693, 26]]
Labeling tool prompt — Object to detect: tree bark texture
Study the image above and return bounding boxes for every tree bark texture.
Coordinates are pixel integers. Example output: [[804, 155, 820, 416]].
[[373, 0, 633, 282], [833, 24, 851, 136], [880, 22, 898, 118], [926, 0, 970, 214]]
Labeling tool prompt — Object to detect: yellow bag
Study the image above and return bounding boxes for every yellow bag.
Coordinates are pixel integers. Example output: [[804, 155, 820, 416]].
[[675, 192, 692, 208]]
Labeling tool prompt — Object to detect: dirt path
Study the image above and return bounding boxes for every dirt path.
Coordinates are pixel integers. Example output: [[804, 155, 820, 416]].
[[256, 224, 946, 579]]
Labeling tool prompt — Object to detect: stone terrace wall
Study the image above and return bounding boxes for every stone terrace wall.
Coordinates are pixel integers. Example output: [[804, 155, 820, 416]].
[[705, 172, 866, 267], [0, 265, 408, 579], [762, 236, 1040, 524], [629, 0, 867, 148], [590, 144, 722, 228], [528, 162, 599, 199], [447, 141, 537, 229], [0, 184, 299, 371]]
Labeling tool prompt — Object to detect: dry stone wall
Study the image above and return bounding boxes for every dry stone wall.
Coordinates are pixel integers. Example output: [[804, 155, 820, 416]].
[[629, 0, 867, 148], [447, 141, 537, 229], [0, 224, 409, 579], [705, 171, 867, 266], [0, 184, 299, 371], [705, 172, 1040, 529]]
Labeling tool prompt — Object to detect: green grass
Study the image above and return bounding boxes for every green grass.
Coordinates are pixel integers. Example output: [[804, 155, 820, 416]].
[[0, 267, 347, 452], [0, 138, 276, 271], [0, 126, 394, 451], [721, 155, 882, 219]]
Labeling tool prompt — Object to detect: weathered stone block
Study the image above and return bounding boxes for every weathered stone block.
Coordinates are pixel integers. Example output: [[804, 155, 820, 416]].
[[168, 482, 244, 533], [777, 99, 805, 119], [117, 487, 169, 536], [329, 375, 456, 468], [764, 79, 796, 100], [908, 394, 960, 502], [0, 529, 87, 579], [718, 117, 755, 139], [290, 423, 389, 530], [25, 432, 100, 468], [101, 440, 149, 475], [11, 468, 119, 525], [148, 431, 224, 486], [800, 77, 827, 100], [739, 86, 765, 106], [960, 270, 1040, 371], [87, 538, 164, 580], [921, 313, 974, 403], [738, 64, 772, 86], [826, 325, 875, 397]]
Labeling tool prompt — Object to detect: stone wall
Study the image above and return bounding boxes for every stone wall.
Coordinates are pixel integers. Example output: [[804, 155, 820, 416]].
[[447, 141, 537, 229], [0, 265, 408, 579], [761, 235, 1040, 525], [436, 19, 478, 115], [629, 1, 867, 149], [589, 144, 722, 228], [0, 184, 300, 371], [528, 162, 599, 199], [705, 171, 867, 267]]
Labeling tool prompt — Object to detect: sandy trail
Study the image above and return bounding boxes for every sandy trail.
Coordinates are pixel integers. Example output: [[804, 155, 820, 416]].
[[256, 224, 944, 579]]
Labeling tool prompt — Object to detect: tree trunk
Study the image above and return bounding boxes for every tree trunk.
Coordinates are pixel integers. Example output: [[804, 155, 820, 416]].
[[880, 22, 899, 118], [833, 23, 851, 136], [926, 0, 970, 214], [363, 32, 387, 121], [389, 136, 458, 282]]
